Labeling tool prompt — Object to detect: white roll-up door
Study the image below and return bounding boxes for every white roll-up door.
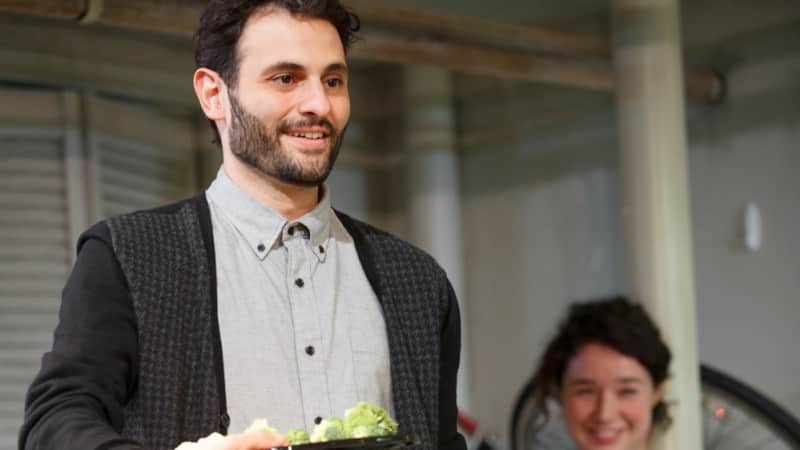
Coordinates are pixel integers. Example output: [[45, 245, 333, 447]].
[[0, 87, 199, 449], [87, 95, 197, 220], [0, 89, 71, 450]]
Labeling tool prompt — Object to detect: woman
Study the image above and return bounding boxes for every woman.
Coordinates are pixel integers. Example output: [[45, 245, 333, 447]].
[[529, 296, 671, 450]]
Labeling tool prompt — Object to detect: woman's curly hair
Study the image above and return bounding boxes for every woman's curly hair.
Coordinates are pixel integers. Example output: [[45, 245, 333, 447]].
[[529, 296, 672, 432]]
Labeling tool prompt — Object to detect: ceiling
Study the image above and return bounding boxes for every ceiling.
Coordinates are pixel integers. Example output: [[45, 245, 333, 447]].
[[0, 0, 798, 107], [372, 0, 608, 27]]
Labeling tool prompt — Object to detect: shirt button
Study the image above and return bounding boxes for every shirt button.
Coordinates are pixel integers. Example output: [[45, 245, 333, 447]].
[[318, 245, 325, 253], [295, 278, 304, 288], [288, 226, 295, 236], [257, 243, 266, 252], [305, 346, 315, 356], [314, 416, 323, 424]]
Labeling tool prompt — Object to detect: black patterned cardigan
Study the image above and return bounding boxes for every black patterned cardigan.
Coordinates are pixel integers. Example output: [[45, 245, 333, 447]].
[[20, 194, 466, 450]]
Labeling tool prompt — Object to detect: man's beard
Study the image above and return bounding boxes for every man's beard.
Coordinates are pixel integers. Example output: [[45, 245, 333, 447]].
[[227, 92, 345, 187]]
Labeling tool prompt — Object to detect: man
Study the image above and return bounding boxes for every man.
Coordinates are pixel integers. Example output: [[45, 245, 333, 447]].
[[19, 1, 466, 450]]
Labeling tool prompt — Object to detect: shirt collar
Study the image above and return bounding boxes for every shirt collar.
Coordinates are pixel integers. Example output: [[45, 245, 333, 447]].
[[206, 166, 332, 262], [295, 185, 332, 263]]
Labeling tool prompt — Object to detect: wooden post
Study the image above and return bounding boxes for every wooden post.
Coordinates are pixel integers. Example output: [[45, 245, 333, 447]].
[[404, 66, 472, 411]]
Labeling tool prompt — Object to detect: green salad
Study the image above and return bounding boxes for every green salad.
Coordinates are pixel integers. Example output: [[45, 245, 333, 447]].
[[245, 401, 399, 445]]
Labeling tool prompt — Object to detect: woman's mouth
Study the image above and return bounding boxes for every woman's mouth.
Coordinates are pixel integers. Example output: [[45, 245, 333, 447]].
[[588, 427, 623, 446]]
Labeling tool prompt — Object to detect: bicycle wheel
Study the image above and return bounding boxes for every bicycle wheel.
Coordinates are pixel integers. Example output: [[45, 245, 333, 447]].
[[510, 363, 800, 450], [700, 365, 800, 449]]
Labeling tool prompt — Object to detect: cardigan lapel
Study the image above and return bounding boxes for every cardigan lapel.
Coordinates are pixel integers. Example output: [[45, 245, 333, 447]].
[[335, 211, 431, 449], [193, 194, 230, 433]]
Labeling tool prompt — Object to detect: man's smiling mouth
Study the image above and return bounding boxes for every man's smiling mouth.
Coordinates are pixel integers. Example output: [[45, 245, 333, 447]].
[[288, 131, 326, 139]]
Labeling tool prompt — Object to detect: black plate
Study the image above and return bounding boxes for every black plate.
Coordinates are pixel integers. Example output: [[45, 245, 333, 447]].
[[273, 435, 416, 450]]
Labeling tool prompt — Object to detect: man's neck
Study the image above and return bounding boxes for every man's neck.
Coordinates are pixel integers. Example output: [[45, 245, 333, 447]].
[[222, 158, 320, 221]]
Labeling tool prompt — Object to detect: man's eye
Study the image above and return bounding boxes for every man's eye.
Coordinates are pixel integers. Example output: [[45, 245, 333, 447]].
[[326, 78, 343, 88], [275, 75, 294, 84]]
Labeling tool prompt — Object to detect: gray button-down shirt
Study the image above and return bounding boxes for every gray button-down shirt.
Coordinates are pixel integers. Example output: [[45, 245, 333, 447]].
[[206, 168, 393, 434]]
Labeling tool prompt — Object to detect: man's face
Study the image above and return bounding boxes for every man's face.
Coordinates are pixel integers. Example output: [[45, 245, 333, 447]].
[[226, 9, 350, 187]]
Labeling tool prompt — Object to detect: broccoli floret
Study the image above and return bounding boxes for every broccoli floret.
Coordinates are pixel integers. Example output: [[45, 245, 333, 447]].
[[310, 417, 347, 442], [285, 429, 311, 445], [343, 402, 398, 438], [348, 424, 385, 438], [245, 401, 398, 444]]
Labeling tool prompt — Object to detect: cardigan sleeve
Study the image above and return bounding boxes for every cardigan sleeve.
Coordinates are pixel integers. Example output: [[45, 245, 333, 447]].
[[438, 280, 468, 450], [19, 222, 142, 450]]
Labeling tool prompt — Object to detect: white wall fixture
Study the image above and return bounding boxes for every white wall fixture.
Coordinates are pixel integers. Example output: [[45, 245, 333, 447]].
[[744, 202, 762, 252]]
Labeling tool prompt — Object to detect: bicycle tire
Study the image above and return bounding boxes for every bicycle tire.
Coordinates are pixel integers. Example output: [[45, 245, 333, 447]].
[[700, 364, 800, 447]]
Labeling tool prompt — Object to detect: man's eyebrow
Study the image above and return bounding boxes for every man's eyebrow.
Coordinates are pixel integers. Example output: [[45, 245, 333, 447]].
[[259, 62, 349, 77], [260, 62, 305, 77], [325, 62, 349, 74]]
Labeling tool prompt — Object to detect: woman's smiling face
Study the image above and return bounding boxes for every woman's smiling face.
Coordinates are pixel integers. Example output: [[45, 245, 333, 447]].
[[561, 343, 662, 450]]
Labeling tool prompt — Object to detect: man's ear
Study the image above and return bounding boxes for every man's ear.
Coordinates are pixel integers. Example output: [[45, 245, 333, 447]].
[[193, 68, 228, 121]]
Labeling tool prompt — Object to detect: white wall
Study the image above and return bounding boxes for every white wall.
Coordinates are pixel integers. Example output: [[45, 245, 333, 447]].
[[689, 54, 800, 419], [449, 50, 800, 448], [461, 155, 626, 447], [455, 83, 626, 447]]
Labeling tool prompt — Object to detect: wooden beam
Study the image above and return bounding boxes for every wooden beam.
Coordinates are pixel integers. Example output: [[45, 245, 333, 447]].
[[0, 0, 723, 101], [354, 29, 614, 90], [92, 0, 200, 35], [355, 29, 725, 101], [0, 0, 83, 20], [343, 0, 610, 58]]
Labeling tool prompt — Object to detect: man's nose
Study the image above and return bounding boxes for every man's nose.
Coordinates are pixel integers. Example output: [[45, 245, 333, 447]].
[[298, 80, 331, 117]]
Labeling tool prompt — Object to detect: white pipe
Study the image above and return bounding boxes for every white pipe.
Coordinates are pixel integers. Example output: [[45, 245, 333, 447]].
[[404, 66, 472, 413], [611, 1, 703, 449]]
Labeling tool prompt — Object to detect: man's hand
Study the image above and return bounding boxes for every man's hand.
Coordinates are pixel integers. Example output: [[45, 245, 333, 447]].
[[175, 431, 288, 450]]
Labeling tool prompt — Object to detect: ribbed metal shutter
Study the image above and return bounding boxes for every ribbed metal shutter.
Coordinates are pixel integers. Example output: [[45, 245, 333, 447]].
[[87, 96, 197, 220], [0, 90, 198, 449], [93, 134, 195, 218], [0, 133, 69, 449]]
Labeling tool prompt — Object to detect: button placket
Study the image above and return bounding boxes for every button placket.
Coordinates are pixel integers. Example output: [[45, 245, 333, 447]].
[[285, 233, 330, 430]]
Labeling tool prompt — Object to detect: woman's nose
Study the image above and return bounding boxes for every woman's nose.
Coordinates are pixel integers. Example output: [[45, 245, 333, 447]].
[[594, 391, 617, 422]]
